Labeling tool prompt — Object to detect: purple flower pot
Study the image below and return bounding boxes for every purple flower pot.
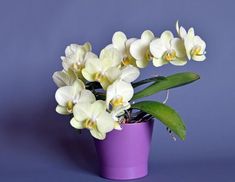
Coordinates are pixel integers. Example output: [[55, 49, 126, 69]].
[[94, 120, 154, 180]]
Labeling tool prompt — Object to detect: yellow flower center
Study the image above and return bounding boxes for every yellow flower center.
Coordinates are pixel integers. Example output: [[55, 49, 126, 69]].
[[111, 97, 124, 107], [66, 101, 74, 112], [71, 63, 84, 72], [83, 119, 96, 129], [122, 56, 133, 66], [94, 72, 107, 82], [145, 48, 152, 60], [164, 50, 177, 61], [191, 46, 201, 56]]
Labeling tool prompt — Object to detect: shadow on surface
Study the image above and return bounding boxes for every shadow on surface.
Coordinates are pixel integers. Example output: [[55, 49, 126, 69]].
[[1, 100, 98, 175]]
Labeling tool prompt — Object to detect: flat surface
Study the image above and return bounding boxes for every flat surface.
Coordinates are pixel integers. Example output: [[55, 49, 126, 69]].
[[1, 129, 234, 182], [0, 0, 235, 181]]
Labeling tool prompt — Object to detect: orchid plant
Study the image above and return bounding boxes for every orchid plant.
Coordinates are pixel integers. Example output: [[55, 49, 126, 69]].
[[52, 21, 206, 140]]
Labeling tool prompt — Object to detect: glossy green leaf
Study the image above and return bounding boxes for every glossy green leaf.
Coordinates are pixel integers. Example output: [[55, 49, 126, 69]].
[[132, 76, 166, 88], [131, 101, 186, 140], [132, 72, 200, 100]]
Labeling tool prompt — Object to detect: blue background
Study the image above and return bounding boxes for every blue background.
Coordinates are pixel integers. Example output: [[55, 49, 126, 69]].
[[0, 0, 234, 181]]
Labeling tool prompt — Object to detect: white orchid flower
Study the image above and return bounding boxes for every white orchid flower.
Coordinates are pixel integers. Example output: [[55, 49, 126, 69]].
[[130, 30, 155, 68], [82, 47, 122, 90], [184, 31, 206, 61], [61, 42, 97, 79], [176, 21, 206, 61], [106, 80, 133, 111], [52, 69, 76, 87], [55, 79, 96, 115], [150, 31, 187, 67], [70, 100, 115, 140], [107, 31, 137, 66], [106, 80, 135, 130]]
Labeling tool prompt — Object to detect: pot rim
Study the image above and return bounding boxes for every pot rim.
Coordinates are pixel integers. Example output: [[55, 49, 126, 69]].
[[120, 119, 154, 126]]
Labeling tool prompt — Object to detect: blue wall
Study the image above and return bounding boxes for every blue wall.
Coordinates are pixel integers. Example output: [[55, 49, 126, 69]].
[[0, 0, 234, 181]]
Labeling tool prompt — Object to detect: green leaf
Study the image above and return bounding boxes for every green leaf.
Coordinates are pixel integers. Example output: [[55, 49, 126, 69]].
[[132, 76, 166, 88], [131, 101, 186, 140], [132, 72, 200, 100]]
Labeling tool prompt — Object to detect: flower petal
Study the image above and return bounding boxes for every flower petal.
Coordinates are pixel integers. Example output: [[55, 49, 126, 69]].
[[90, 129, 106, 140], [160, 31, 174, 42], [84, 58, 101, 73], [82, 42, 92, 52], [136, 59, 149, 68], [176, 21, 187, 38], [171, 38, 186, 58], [73, 79, 85, 92], [73, 103, 90, 121], [170, 58, 187, 66], [152, 57, 168, 67], [150, 39, 166, 58], [70, 117, 84, 129], [52, 71, 75, 87], [82, 58, 101, 81], [90, 100, 106, 119], [100, 47, 122, 68], [84, 52, 98, 60], [55, 86, 76, 106], [141, 30, 154, 43], [188, 27, 195, 38], [119, 81, 133, 101], [192, 55, 206, 61], [176, 20, 180, 35], [114, 80, 134, 102], [130, 40, 147, 60], [96, 112, 114, 133], [65, 44, 81, 56], [78, 90, 96, 103], [106, 85, 116, 108], [82, 69, 94, 82], [112, 31, 127, 53], [194, 36, 206, 52], [105, 67, 121, 83], [184, 36, 194, 59], [62, 60, 71, 71], [56, 105, 70, 115], [120, 65, 140, 82], [125, 38, 137, 51]]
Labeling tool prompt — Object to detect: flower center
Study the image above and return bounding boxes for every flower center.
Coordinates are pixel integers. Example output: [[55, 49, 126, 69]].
[[66, 101, 74, 112], [191, 46, 201, 56], [122, 56, 132, 66], [145, 48, 152, 60], [83, 119, 96, 129], [111, 97, 124, 107], [94, 72, 107, 82], [164, 50, 176, 61], [71, 63, 84, 72]]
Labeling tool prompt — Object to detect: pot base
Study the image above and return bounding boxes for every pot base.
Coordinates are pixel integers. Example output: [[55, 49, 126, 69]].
[[100, 164, 148, 180]]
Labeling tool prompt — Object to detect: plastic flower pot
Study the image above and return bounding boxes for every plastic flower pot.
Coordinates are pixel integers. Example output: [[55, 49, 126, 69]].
[[94, 120, 154, 180]]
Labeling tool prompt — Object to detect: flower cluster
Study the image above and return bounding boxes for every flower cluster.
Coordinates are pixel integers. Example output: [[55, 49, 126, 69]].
[[52, 21, 206, 140]]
